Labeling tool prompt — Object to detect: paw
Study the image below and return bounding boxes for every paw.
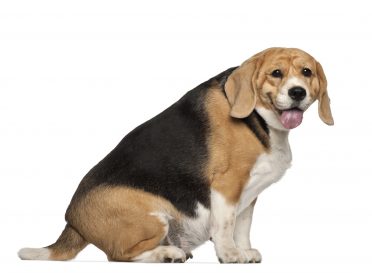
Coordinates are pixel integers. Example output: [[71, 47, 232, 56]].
[[133, 245, 186, 263], [243, 248, 262, 263], [217, 247, 249, 263], [161, 246, 186, 263]]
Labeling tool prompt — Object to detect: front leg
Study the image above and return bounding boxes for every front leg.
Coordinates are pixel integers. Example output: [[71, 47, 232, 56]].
[[210, 190, 250, 263], [234, 199, 262, 263]]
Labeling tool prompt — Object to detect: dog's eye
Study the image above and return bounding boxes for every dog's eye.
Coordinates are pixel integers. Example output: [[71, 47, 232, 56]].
[[271, 69, 283, 78], [302, 68, 312, 77]]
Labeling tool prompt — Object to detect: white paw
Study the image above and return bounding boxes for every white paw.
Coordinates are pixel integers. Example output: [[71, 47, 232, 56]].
[[217, 247, 250, 263], [162, 246, 186, 263], [132, 246, 186, 263], [244, 248, 262, 263]]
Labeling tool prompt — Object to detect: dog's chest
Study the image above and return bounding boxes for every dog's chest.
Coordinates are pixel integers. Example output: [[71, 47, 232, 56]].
[[237, 130, 292, 214]]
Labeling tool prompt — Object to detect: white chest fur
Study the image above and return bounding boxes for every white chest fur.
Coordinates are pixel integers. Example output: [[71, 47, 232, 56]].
[[237, 128, 292, 215]]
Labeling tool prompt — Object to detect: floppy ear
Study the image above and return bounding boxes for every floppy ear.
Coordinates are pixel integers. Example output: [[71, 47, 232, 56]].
[[316, 62, 334, 125], [225, 58, 261, 118]]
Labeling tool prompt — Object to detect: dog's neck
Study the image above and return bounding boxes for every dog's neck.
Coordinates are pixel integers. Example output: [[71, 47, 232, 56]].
[[268, 127, 290, 150], [254, 106, 291, 154]]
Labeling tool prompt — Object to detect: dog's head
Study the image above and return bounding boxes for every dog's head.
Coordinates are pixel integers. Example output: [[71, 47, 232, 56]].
[[225, 47, 334, 130]]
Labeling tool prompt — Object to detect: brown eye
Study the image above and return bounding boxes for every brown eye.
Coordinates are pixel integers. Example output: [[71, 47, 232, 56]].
[[302, 68, 312, 77], [271, 69, 283, 78]]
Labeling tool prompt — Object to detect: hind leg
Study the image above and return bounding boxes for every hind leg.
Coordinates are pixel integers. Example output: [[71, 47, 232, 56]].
[[104, 211, 171, 262], [103, 216, 168, 262], [67, 187, 181, 262], [108, 218, 187, 263]]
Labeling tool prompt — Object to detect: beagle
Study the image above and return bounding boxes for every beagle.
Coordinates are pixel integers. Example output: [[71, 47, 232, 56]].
[[18, 47, 333, 263]]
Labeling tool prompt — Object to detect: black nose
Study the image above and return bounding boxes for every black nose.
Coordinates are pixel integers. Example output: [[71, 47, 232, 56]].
[[288, 86, 306, 101]]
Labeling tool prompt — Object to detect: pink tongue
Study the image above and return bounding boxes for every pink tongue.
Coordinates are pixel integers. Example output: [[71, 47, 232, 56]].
[[280, 109, 304, 129]]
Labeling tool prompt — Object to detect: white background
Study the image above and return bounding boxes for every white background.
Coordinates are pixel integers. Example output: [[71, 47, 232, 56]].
[[1, 0, 372, 272]]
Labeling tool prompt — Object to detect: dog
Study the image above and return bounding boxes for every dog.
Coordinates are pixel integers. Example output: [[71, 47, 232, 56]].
[[18, 47, 333, 263]]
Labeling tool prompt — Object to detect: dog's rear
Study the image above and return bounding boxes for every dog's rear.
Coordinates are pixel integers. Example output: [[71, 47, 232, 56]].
[[18, 224, 87, 260]]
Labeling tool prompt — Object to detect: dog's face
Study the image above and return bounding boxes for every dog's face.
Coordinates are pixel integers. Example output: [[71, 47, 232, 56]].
[[225, 48, 334, 130]]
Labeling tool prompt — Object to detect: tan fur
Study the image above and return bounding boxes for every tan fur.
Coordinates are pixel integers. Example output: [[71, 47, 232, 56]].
[[316, 61, 334, 125], [48, 225, 88, 260], [65, 186, 180, 261], [225, 56, 263, 118], [205, 87, 267, 203]]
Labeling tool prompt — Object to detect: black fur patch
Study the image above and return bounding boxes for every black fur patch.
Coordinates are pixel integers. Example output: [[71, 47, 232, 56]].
[[242, 111, 270, 149], [68, 68, 237, 217]]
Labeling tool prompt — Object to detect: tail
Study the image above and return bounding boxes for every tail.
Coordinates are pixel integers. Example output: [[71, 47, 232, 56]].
[[18, 224, 88, 261]]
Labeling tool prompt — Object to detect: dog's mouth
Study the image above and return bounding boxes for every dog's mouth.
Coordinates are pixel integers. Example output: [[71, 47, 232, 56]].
[[267, 94, 304, 129]]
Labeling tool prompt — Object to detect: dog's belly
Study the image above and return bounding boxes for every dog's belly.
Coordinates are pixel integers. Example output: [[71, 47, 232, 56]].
[[167, 203, 210, 252]]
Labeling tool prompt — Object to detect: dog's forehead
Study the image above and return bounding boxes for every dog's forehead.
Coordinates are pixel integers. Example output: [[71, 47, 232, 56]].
[[263, 48, 314, 65]]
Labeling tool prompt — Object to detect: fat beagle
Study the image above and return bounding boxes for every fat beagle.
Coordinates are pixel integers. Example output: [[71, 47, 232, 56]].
[[18, 47, 333, 263]]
